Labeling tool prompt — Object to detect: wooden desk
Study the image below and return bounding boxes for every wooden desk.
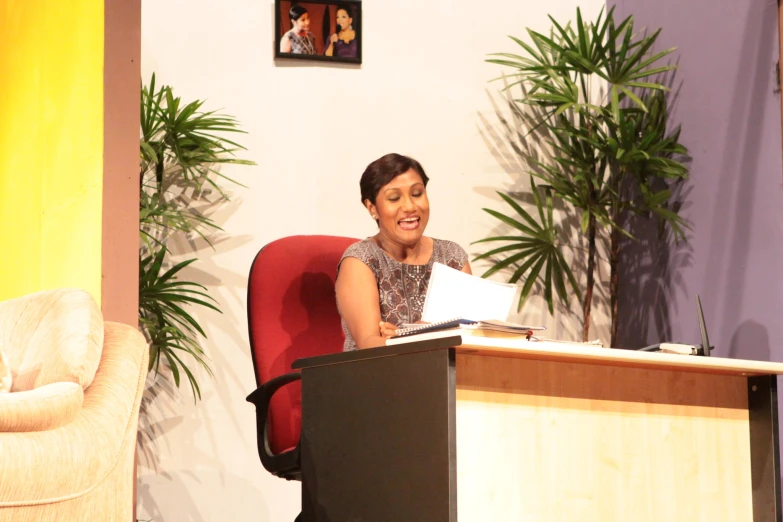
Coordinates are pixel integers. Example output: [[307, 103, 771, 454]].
[[294, 335, 783, 521]]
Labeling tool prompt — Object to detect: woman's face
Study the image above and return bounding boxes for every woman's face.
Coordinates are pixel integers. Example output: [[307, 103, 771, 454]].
[[366, 169, 430, 246], [336, 9, 352, 30], [292, 13, 310, 33]]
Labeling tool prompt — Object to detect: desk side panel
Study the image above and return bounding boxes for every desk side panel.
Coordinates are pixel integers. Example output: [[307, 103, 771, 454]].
[[455, 354, 752, 522]]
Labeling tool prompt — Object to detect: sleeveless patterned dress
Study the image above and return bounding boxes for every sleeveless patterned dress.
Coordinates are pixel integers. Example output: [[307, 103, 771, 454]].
[[337, 238, 469, 351], [285, 30, 317, 55]]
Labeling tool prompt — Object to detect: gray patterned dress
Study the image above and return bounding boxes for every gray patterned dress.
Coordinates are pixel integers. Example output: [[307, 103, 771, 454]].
[[337, 238, 469, 351], [284, 30, 317, 55]]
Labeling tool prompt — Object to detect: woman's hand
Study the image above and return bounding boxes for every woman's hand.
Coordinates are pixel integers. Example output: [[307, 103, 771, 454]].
[[330, 33, 339, 43], [379, 321, 398, 339]]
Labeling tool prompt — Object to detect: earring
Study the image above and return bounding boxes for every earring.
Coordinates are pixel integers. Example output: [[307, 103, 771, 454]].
[[372, 214, 378, 219]]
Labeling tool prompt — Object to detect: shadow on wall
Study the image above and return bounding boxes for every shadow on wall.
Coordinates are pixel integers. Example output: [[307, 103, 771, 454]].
[[616, 180, 694, 349], [701, 0, 777, 343], [137, 374, 181, 472], [137, 185, 280, 522], [137, 190, 256, 467], [138, 469, 271, 522], [474, 81, 611, 343], [613, 66, 693, 350], [617, 0, 780, 350], [728, 320, 771, 362]]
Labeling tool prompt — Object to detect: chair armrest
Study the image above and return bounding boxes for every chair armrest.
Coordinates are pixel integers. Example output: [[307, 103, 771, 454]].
[[0, 381, 84, 432], [246, 372, 301, 479]]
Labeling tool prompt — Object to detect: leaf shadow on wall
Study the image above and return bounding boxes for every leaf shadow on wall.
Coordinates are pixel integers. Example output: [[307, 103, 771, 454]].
[[138, 374, 180, 472], [171, 191, 258, 428], [616, 184, 694, 348], [474, 81, 611, 343], [137, 468, 274, 522], [137, 184, 282, 520], [138, 187, 256, 460], [616, 67, 694, 349]]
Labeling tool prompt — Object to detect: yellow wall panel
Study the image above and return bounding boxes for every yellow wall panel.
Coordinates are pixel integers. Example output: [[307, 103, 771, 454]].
[[0, 0, 104, 304], [42, 185, 103, 291]]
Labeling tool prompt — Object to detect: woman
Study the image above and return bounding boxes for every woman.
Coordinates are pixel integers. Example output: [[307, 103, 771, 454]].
[[280, 5, 317, 55], [324, 4, 357, 58], [335, 153, 472, 351]]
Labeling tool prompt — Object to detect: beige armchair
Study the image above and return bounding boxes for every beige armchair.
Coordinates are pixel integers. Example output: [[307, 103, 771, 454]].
[[0, 289, 148, 521]]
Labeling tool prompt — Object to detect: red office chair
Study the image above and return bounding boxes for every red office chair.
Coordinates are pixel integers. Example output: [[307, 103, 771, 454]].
[[245, 235, 359, 482]]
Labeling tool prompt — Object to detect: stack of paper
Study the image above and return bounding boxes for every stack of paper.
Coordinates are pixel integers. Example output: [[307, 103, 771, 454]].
[[386, 263, 546, 346]]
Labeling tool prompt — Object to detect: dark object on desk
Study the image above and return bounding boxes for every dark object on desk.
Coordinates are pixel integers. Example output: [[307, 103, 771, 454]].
[[637, 294, 714, 356], [696, 294, 712, 356], [245, 235, 358, 488]]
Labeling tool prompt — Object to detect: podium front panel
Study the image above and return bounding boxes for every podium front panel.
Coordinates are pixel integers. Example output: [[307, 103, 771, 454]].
[[300, 347, 457, 522], [455, 353, 754, 521]]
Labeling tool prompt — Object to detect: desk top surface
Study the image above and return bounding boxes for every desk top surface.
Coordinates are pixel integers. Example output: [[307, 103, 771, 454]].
[[293, 333, 783, 377], [453, 336, 783, 376]]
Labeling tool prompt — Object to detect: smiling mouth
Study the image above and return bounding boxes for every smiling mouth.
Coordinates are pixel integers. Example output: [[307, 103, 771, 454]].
[[398, 217, 420, 231]]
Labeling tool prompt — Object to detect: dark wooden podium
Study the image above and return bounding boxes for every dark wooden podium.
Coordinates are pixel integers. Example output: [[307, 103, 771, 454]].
[[292, 334, 783, 522]]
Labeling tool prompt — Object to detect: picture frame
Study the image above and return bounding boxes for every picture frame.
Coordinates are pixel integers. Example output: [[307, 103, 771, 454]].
[[274, 0, 362, 65]]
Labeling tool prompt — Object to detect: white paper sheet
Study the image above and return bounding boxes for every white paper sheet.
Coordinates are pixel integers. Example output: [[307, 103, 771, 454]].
[[420, 262, 518, 323]]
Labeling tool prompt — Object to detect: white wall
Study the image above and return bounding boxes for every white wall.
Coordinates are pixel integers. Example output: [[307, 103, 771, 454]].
[[139, 1, 607, 520]]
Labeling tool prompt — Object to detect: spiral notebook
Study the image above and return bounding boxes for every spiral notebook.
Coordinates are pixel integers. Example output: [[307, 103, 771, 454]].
[[393, 318, 546, 338], [394, 318, 479, 337]]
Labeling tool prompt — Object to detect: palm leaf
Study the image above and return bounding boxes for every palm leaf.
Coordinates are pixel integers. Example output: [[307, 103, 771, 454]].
[[139, 75, 256, 400], [485, 7, 689, 338]]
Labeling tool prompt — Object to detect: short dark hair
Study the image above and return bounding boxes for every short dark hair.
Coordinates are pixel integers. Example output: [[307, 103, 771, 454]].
[[360, 153, 429, 205], [335, 3, 353, 18], [289, 4, 308, 22]]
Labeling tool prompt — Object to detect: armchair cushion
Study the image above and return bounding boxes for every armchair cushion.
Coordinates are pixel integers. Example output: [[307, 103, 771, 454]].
[[0, 382, 84, 432], [0, 289, 103, 392], [0, 322, 148, 510]]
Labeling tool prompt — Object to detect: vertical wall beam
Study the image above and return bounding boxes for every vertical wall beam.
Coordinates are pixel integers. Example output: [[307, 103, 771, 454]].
[[102, 0, 141, 325]]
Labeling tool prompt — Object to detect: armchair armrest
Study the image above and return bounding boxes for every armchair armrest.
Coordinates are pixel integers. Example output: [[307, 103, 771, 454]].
[[0, 322, 148, 506], [0, 381, 84, 432], [246, 372, 302, 480]]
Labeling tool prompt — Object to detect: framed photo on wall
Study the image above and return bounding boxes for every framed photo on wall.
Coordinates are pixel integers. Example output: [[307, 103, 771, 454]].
[[275, 0, 362, 64]]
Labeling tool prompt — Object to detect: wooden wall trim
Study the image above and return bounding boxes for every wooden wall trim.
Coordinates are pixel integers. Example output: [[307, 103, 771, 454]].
[[102, 0, 141, 326]]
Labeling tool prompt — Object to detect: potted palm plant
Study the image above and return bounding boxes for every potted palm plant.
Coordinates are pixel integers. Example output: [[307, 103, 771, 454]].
[[476, 7, 689, 347], [139, 74, 255, 399]]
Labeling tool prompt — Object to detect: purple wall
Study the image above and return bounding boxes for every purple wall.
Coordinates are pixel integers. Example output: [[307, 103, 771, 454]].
[[614, 0, 783, 366]]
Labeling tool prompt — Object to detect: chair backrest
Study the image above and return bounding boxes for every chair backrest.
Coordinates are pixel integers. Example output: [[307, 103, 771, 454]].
[[247, 235, 359, 454]]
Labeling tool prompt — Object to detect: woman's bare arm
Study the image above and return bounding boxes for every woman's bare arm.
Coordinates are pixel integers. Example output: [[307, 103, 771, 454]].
[[280, 34, 292, 53], [461, 260, 473, 274], [335, 257, 391, 349], [325, 33, 336, 56]]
